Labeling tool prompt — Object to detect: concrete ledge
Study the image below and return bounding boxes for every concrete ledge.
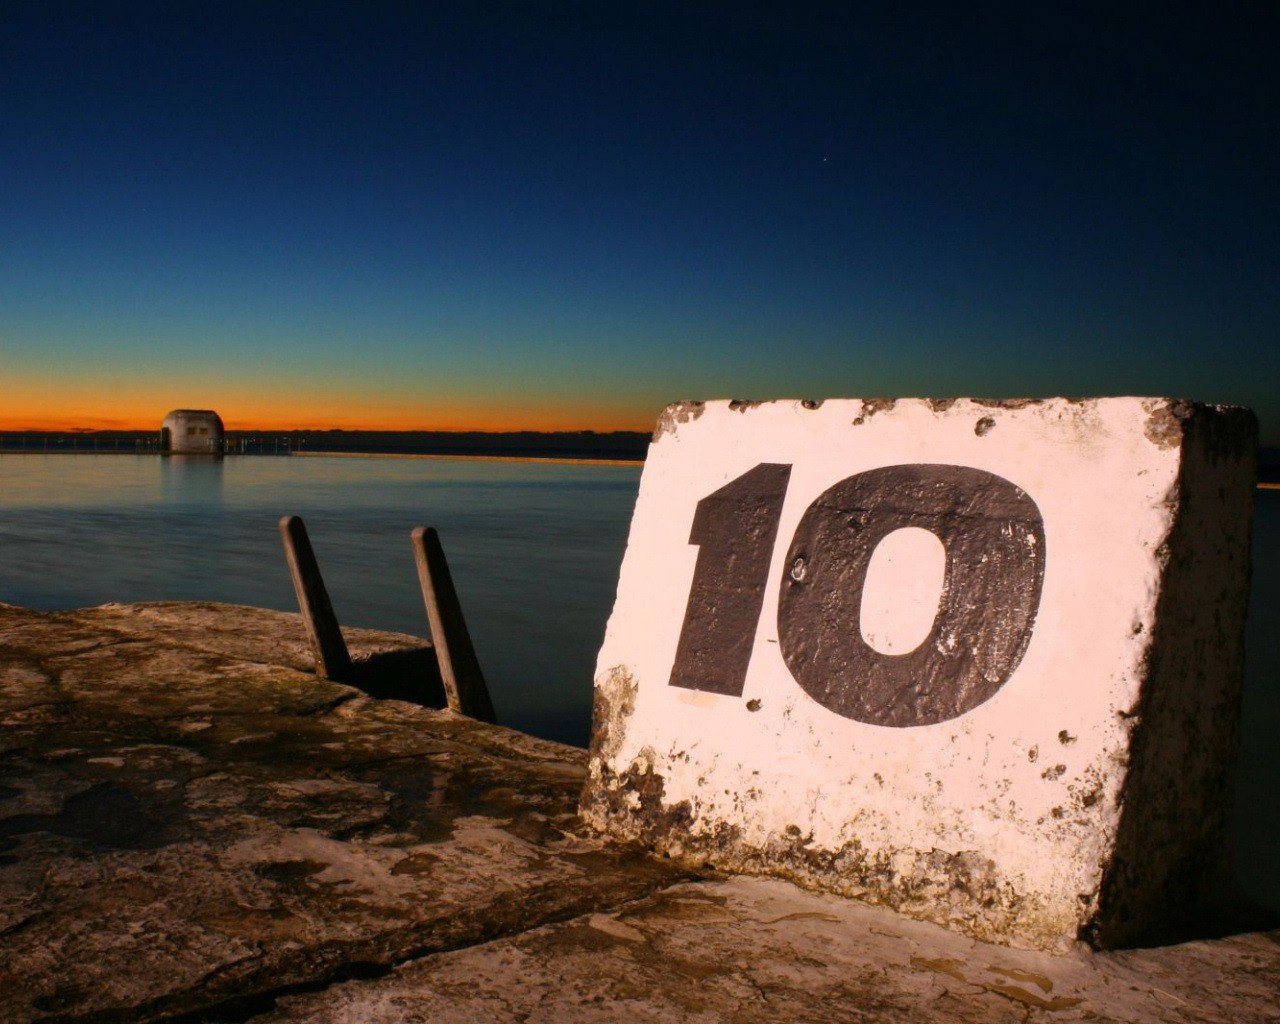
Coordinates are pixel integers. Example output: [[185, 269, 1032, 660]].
[[0, 603, 685, 1024], [260, 876, 1280, 1024]]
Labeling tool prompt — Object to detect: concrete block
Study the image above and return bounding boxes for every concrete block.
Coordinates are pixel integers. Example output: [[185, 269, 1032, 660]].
[[580, 397, 1257, 950]]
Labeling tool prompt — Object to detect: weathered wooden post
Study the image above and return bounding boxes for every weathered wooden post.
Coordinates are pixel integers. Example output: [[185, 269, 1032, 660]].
[[410, 526, 497, 723], [581, 397, 1258, 951], [279, 514, 353, 682]]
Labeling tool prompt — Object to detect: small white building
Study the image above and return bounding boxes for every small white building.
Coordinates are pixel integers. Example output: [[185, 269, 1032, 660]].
[[161, 409, 225, 454]]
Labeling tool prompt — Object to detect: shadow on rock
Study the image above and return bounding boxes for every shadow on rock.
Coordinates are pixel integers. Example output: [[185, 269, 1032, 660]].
[[347, 646, 448, 709]]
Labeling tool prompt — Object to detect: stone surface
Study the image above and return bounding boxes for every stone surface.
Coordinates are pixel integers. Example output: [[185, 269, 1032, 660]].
[[261, 876, 1280, 1023], [0, 602, 685, 1024], [1, 599, 1276, 1023], [582, 397, 1258, 950]]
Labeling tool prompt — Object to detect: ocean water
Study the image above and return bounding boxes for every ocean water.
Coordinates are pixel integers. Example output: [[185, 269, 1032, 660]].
[[0, 454, 639, 747], [1, 454, 1277, 911]]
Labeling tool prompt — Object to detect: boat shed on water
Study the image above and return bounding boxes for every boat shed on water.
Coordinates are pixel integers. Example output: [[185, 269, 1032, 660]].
[[161, 409, 225, 453]]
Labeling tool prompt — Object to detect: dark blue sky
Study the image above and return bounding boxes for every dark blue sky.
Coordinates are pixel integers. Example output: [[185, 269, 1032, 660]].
[[3, 3, 1277, 436]]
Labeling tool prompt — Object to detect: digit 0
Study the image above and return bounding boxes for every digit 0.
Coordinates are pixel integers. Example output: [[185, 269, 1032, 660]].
[[778, 464, 1045, 727]]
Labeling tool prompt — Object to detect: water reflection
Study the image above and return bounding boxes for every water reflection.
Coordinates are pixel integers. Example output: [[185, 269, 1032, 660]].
[[158, 453, 226, 502]]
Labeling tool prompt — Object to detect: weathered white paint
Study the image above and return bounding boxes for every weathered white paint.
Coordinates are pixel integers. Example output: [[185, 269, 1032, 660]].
[[581, 397, 1257, 951]]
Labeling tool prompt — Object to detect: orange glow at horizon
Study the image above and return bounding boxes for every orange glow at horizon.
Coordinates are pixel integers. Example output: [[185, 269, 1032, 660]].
[[0, 390, 658, 434]]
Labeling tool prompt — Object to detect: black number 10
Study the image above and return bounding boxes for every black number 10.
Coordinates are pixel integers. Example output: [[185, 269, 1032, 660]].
[[668, 463, 1046, 728]]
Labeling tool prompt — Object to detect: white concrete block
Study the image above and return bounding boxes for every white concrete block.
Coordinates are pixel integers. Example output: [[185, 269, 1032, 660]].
[[580, 397, 1257, 950]]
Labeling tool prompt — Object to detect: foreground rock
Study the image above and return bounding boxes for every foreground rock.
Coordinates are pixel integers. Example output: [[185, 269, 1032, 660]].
[[1, 601, 1277, 1023], [264, 876, 1280, 1024], [0, 602, 685, 1024]]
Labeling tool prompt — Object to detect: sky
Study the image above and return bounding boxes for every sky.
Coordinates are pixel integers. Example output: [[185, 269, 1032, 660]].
[[2, 3, 1277, 436]]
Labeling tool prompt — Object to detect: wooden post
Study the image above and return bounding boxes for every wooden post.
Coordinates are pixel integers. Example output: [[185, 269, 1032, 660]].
[[410, 526, 496, 723], [279, 515, 353, 681]]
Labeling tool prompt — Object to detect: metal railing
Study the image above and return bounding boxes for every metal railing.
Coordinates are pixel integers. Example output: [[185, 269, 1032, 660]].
[[0, 433, 301, 455]]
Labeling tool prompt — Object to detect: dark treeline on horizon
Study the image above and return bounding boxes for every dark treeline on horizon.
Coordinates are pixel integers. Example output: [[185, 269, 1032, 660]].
[[0, 429, 652, 462], [272, 429, 650, 460]]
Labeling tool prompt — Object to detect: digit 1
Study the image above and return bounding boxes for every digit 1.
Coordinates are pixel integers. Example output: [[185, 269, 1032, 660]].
[[668, 463, 791, 696]]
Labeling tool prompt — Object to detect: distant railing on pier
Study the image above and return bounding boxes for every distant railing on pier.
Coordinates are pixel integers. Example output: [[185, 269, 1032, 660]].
[[0, 433, 300, 455], [0, 433, 157, 453], [0, 430, 652, 461]]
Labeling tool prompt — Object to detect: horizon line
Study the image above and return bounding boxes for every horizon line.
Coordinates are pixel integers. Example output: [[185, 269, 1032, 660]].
[[0, 424, 652, 435]]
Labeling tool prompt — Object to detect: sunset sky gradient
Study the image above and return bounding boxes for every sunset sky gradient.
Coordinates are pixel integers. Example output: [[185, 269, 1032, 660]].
[[3, 5, 1277, 437]]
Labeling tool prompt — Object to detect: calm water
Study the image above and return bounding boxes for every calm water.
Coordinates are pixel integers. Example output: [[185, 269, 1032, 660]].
[[1, 455, 1277, 911], [0, 455, 639, 747]]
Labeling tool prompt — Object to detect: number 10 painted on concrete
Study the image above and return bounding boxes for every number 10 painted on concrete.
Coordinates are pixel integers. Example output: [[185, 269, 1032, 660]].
[[668, 462, 1047, 728]]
